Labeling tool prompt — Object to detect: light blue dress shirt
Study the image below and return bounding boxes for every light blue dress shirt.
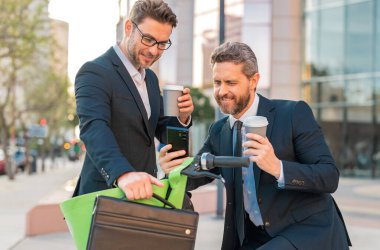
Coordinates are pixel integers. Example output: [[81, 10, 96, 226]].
[[230, 94, 284, 226]]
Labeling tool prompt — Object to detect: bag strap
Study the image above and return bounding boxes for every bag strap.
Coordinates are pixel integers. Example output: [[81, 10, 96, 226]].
[[120, 193, 177, 209], [152, 193, 176, 209]]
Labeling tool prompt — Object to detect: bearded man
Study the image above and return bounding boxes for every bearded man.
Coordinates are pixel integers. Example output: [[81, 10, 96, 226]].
[[159, 42, 351, 250]]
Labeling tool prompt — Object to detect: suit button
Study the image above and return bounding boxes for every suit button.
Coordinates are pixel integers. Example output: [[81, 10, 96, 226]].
[[258, 198, 262, 204], [264, 221, 270, 227]]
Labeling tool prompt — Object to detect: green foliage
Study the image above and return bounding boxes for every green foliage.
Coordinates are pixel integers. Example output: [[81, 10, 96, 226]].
[[189, 87, 215, 121], [0, 0, 73, 150]]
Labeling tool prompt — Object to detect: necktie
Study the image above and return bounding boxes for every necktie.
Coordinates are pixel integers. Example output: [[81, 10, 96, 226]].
[[233, 120, 245, 246]]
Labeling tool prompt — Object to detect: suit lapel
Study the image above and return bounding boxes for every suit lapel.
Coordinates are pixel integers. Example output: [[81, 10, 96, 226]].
[[145, 71, 158, 138], [255, 94, 276, 190], [108, 48, 152, 139], [219, 119, 234, 183]]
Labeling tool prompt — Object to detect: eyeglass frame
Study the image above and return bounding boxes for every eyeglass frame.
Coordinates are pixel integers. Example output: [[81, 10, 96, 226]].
[[131, 21, 172, 50]]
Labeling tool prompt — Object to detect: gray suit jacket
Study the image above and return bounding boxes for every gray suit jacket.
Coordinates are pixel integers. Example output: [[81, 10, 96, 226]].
[[188, 95, 351, 250], [73, 47, 189, 196]]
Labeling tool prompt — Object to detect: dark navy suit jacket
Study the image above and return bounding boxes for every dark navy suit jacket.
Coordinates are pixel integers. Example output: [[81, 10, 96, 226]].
[[73, 47, 188, 196], [188, 95, 351, 250]]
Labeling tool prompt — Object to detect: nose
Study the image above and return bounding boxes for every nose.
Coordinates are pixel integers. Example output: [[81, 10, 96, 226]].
[[148, 45, 160, 56], [218, 83, 229, 96]]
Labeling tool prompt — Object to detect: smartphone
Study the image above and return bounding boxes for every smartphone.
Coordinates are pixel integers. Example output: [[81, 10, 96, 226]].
[[166, 126, 189, 159]]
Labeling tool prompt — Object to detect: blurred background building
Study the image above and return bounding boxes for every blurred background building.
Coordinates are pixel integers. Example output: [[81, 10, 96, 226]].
[[117, 0, 379, 178]]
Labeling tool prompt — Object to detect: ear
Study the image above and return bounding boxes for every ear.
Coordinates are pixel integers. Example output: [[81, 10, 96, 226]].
[[124, 19, 133, 37], [250, 73, 260, 91]]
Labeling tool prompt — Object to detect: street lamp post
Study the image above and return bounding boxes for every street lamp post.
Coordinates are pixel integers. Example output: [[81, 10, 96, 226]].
[[216, 0, 225, 218]]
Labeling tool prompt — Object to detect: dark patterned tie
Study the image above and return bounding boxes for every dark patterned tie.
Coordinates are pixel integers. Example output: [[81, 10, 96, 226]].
[[233, 120, 245, 246]]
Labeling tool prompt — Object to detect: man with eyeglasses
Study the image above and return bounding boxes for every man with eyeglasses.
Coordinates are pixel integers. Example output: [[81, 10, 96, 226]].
[[73, 0, 194, 200]]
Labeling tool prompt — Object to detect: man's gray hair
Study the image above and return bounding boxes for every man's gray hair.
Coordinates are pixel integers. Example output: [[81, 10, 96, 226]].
[[210, 42, 258, 78], [129, 0, 177, 27]]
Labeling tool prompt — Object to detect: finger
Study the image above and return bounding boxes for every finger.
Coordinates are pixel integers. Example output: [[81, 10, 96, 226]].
[[247, 133, 267, 143], [179, 106, 193, 113], [150, 176, 164, 187], [133, 188, 141, 200], [138, 185, 147, 199], [178, 94, 191, 103], [178, 99, 192, 108], [159, 144, 172, 157], [124, 188, 135, 200], [167, 150, 186, 161], [182, 87, 190, 94], [167, 157, 186, 169], [144, 181, 153, 198], [243, 148, 261, 157], [243, 140, 262, 149]]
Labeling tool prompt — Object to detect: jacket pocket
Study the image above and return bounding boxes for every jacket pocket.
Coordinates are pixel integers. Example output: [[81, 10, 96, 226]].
[[291, 197, 328, 223]]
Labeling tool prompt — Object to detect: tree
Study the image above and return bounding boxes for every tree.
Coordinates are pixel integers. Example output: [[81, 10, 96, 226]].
[[189, 87, 215, 122], [0, 0, 72, 178]]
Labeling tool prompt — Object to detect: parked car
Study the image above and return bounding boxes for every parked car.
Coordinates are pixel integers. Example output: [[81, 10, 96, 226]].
[[0, 149, 5, 175]]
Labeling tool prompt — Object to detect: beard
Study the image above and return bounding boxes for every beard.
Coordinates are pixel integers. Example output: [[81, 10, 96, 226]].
[[126, 35, 160, 69], [215, 87, 251, 116]]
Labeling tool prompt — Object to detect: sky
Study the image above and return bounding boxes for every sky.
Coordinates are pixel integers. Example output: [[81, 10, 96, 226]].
[[48, 0, 121, 82]]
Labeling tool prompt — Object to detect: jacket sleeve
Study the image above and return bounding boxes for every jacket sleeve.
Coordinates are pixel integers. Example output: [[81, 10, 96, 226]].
[[75, 62, 133, 186], [282, 101, 339, 193]]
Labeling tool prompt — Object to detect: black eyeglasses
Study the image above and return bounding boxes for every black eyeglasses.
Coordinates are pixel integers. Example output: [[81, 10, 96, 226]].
[[132, 22, 172, 50]]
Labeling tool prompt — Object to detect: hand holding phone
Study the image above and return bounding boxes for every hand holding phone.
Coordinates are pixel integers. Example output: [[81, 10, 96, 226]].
[[166, 126, 189, 159]]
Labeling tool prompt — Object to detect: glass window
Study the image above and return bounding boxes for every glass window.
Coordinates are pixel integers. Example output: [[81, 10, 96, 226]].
[[346, 2, 373, 74], [376, 0, 380, 71], [304, 12, 319, 78], [346, 78, 373, 105], [321, 81, 344, 103], [376, 78, 380, 123], [321, 107, 343, 121], [319, 7, 344, 76]]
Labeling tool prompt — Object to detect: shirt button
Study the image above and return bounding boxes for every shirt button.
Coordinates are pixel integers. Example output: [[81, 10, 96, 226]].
[[265, 221, 270, 227]]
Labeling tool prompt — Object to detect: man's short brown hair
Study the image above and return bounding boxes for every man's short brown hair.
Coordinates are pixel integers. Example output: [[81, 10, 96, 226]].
[[211, 42, 258, 79], [129, 0, 178, 27]]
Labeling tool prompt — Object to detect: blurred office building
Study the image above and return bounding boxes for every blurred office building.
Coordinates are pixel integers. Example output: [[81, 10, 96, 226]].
[[302, 0, 380, 177], [118, 0, 379, 178]]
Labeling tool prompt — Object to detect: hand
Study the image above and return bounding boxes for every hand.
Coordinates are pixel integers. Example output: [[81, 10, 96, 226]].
[[117, 172, 164, 200], [159, 144, 187, 174], [242, 133, 281, 179], [178, 87, 194, 124]]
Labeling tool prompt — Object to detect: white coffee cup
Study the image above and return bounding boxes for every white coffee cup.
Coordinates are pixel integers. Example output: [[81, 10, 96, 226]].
[[242, 116, 269, 154], [243, 116, 269, 137], [163, 85, 184, 116]]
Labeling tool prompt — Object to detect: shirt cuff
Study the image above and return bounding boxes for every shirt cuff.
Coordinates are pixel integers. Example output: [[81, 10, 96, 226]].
[[177, 115, 192, 127], [277, 161, 285, 189]]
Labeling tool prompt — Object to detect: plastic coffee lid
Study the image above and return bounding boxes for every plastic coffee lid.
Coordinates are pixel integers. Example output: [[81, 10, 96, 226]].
[[163, 85, 184, 91], [243, 116, 269, 127]]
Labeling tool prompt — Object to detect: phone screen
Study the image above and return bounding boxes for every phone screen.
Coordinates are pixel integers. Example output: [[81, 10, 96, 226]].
[[166, 126, 189, 158]]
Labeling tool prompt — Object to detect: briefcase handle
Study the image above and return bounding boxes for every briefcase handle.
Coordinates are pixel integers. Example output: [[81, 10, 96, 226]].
[[121, 193, 177, 209]]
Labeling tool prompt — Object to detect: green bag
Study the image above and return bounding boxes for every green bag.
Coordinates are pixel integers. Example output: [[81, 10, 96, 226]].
[[60, 158, 193, 250]]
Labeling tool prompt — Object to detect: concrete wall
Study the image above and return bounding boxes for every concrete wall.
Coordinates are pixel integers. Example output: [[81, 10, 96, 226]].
[[270, 0, 302, 100]]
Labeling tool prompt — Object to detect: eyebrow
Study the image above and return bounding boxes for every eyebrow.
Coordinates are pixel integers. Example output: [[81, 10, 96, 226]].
[[141, 31, 170, 43]]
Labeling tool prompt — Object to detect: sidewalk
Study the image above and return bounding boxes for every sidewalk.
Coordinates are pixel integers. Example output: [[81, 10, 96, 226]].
[[0, 158, 82, 250], [2, 160, 380, 249]]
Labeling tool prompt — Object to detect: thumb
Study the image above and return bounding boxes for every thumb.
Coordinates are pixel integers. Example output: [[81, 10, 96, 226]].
[[149, 175, 164, 187]]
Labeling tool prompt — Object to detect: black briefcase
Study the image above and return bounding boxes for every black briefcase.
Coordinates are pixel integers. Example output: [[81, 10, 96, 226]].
[[87, 195, 199, 250]]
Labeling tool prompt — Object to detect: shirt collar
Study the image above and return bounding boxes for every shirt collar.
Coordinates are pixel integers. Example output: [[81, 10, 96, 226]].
[[113, 43, 146, 84], [229, 93, 260, 128]]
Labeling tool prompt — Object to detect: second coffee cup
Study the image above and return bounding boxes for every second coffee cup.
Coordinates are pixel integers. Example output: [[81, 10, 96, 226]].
[[243, 116, 269, 138], [163, 85, 184, 117]]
